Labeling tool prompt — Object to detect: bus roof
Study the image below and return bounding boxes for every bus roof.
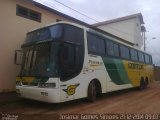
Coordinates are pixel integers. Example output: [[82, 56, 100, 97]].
[[28, 21, 134, 45], [27, 21, 149, 55]]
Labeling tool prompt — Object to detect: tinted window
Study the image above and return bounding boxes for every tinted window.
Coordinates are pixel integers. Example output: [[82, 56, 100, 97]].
[[25, 28, 50, 44], [87, 33, 97, 53], [59, 43, 84, 81], [63, 25, 84, 45], [113, 43, 119, 57], [50, 25, 63, 39], [145, 54, 150, 63], [138, 52, 144, 62], [107, 41, 114, 56], [130, 49, 138, 61], [107, 41, 119, 57], [21, 43, 52, 77], [120, 45, 130, 59], [38, 28, 50, 41], [87, 33, 105, 55], [97, 37, 105, 54], [149, 55, 153, 64]]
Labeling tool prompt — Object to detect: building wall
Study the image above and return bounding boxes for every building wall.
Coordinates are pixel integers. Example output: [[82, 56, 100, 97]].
[[154, 66, 160, 81], [96, 17, 143, 49], [0, 0, 72, 92], [134, 18, 143, 49]]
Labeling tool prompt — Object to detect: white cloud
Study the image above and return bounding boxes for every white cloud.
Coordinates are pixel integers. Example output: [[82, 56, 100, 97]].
[[70, 0, 85, 3]]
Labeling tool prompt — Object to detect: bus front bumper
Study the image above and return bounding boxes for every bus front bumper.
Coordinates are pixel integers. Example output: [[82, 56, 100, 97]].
[[16, 86, 60, 103]]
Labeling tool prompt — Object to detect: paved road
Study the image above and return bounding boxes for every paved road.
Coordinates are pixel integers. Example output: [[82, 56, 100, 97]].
[[0, 81, 160, 120]]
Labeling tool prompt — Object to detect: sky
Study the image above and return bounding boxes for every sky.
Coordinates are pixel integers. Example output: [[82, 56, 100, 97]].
[[35, 0, 160, 65]]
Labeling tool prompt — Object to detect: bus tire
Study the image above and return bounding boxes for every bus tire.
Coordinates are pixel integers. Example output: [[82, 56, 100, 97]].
[[145, 77, 149, 88], [87, 80, 97, 102], [139, 78, 145, 90]]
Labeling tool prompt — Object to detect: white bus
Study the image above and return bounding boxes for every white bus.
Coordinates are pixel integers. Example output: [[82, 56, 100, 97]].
[[15, 21, 154, 103]]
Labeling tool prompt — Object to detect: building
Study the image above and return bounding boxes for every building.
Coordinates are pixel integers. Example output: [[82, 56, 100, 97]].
[[154, 66, 160, 81], [0, 0, 89, 92], [0, 0, 147, 92], [93, 13, 146, 50]]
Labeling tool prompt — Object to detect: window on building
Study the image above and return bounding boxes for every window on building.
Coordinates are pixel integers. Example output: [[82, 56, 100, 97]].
[[56, 19, 62, 22], [130, 49, 138, 61], [138, 52, 144, 62], [16, 5, 41, 22], [120, 45, 130, 59]]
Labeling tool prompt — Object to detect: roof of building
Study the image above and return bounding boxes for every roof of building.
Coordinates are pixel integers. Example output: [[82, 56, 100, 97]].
[[92, 13, 144, 27], [25, 0, 135, 45], [27, 0, 90, 27]]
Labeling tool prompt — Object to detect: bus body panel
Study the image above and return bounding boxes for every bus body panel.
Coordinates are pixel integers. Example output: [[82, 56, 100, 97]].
[[16, 86, 60, 103], [15, 21, 154, 103]]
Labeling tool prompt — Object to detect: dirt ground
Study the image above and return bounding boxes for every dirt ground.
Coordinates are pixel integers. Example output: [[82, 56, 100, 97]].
[[0, 81, 160, 120]]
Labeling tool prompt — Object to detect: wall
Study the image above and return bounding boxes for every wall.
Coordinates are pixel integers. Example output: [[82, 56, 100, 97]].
[[96, 17, 143, 49], [0, 0, 71, 92], [134, 18, 143, 49], [154, 66, 160, 81]]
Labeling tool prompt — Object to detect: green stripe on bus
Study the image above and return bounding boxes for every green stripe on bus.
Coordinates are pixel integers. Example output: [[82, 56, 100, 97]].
[[114, 59, 130, 84], [102, 57, 131, 85]]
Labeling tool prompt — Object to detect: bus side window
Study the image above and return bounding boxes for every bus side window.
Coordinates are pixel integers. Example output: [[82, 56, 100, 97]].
[[63, 25, 84, 45], [131, 49, 138, 61], [107, 41, 114, 56], [87, 33, 105, 55], [59, 43, 84, 81], [150, 55, 153, 64], [120, 45, 130, 59], [87, 33, 97, 54], [59, 44, 73, 70], [145, 54, 150, 64], [113, 43, 119, 57], [97, 37, 105, 55], [138, 52, 144, 62], [59, 45, 69, 64], [106, 41, 119, 57]]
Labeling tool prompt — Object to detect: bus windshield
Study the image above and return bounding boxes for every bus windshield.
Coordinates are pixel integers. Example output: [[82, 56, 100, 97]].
[[20, 42, 58, 77], [20, 23, 84, 80], [24, 24, 84, 46], [24, 24, 63, 46]]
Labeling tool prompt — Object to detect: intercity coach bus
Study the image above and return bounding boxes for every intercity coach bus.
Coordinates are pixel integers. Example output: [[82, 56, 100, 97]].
[[15, 21, 154, 103]]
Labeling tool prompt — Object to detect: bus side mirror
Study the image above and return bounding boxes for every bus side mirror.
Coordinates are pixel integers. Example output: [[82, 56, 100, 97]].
[[14, 50, 23, 65]]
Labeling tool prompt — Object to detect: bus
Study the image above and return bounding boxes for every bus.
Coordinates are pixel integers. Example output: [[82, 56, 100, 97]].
[[15, 21, 154, 103]]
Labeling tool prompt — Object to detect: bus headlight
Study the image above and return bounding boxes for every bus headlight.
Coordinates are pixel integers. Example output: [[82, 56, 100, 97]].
[[38, 83, 56, 88]]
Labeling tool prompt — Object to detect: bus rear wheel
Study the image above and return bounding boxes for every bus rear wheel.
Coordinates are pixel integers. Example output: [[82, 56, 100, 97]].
[[87, 80, 97, 102], [139, 78, 145, 90], [145, 77, 149, 88]]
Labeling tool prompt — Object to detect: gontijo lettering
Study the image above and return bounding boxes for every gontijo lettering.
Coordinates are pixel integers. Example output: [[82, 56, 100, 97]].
[[128, 63, 144, 69]]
